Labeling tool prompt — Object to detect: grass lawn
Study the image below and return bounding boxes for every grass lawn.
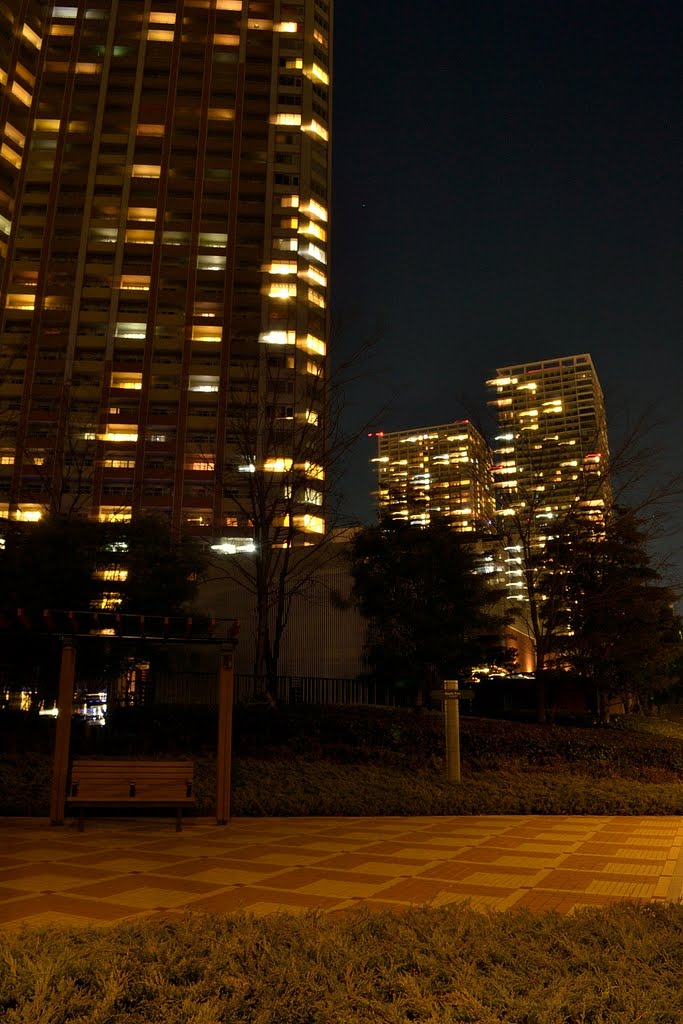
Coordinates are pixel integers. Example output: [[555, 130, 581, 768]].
[[2, 711, 683, 817], [1, 903, 682, 1023]]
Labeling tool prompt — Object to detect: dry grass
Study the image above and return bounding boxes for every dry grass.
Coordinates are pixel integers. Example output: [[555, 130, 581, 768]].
[[1, 903, 682, 1023]]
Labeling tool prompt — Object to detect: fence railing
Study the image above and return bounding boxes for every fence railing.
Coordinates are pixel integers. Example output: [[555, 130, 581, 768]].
[[143, 672, 408, 707]]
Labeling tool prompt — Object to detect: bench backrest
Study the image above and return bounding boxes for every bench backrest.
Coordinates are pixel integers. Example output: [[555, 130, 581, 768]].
[[70, 760, 194, 800]]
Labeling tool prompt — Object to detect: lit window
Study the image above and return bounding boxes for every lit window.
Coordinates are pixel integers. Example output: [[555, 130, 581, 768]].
[[270, 113, 302, 126], [259, 330, 296, 345], [304, 409, 319, 426], [1, 145, 22, 169], [307, 288, 325, 308], [147, 29, 174, 41], [6, 294, 35, 310], [131, 164, 161, 178], [264, 458, 293, 472], [299, 199, 327, 223], [136, 124, 164, 136], [213, 34, 240, 45], [149, 11, 176, 22], [304, 462, 324, 480], [119, 275, 150, 291], [300, 266, 326, 287], [207, 108, 234, 120], [111, 372, 142, 389], [301, 120, 328, 142], [298, 221, 326, 241], [274, 22, 298, 33], [188, 375, 219, 393], [304, 64, 329, 86], [263, 261, 297, 275], [298, 335, 325, 356], [267, 283, 297, 299], [197, 254, 226, 271], [192, 326, 222, 343], [294, 514, 324, 534], [299, 242, 326, 264]]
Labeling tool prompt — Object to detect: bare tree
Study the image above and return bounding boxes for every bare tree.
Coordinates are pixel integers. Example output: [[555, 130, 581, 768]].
[[207, 333, 382, 686]]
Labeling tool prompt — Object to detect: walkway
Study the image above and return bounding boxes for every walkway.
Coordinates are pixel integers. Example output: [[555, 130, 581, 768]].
[[1, 815, 682, 930]]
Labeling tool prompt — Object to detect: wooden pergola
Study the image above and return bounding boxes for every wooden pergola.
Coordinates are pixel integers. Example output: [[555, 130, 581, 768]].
[[1, 610, 238, 826]]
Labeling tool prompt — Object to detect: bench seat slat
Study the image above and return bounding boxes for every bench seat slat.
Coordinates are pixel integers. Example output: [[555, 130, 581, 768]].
[[68, 760, 196, 831]]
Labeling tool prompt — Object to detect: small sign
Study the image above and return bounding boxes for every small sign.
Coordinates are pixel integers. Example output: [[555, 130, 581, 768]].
[[431, 689, 474, 700]]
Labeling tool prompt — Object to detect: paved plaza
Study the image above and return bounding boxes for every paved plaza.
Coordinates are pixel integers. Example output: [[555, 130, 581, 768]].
[[1, 814, 682, 930]]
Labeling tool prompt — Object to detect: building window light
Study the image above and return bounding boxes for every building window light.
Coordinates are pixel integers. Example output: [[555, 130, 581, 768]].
[[131, 164, 161, 178], [294, 513, 324, 534], [281, 195, 299, 208], [115, 324, 147, 339], [11, 82, 32, 106], [304, 409, 319, 426], [267, 283, 297, 299], [98, 508, 132, 523], [192, 326, 222, 343], [304, 462, 324, 480], [111, 372, 143, 389], [301, 120, 328, 142], [185, 458, 215, 471], [299, 200, 327, 223], [0, 213, 11, 236], [136, 124, 164, 136], [238, 464, 256, 473], [147, 29, 174, 41], [6, 294, 35, 310], [208, 108, 235, 120], [149, 11, 176, 22], [298, 334, 325, 356], [119, 275, 150, 290], [263, 261, 297, 275], [264, 458, 293, 473], [273, 237, 297, 252], [259, 330, 295, 345], [305, 64, 329, 86], [213, 34, 240, 46], [198, 232, 228, 248], [300, 266, 327, 287], [274, 21, 298, 32], [298, 221, 327, 242], [197, 254, 226, 271], [307, 288, 325, 308], [271, 113, 302, 126], [188, 375, 219, 393], [299, 242, 326, 264], [1, 144, 22, 169], [99, 427, 139, 442]]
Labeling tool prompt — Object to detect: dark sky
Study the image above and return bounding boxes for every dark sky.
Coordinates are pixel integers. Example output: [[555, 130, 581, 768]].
[[330, 0, 682, 583]]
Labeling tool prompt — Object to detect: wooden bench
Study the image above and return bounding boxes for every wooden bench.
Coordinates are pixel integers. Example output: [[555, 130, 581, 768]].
[[68, 760, 195, 832]]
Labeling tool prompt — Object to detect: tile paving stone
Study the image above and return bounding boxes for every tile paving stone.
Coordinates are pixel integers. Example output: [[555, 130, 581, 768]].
[[1, 815, 682, 928]]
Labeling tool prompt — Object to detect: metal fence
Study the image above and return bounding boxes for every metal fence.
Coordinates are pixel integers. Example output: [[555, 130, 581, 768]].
[[147, 671, 407, 707]]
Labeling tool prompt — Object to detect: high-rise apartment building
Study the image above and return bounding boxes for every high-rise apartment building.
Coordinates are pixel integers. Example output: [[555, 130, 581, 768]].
[[486, 353, 611, 600], [372, 420, 495, 533], [0, 1, 332, 539], [487, 353, 611, 522]]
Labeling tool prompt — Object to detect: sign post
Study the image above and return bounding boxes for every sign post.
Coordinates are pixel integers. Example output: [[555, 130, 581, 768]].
[[50, 636, 76, 825], [216, 640, 237, 825]]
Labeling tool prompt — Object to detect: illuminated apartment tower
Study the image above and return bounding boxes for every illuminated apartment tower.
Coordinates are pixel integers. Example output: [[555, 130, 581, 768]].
[[486, 354, 611, 583], [0, 1, 332, 538], [373, 420, 495, 533]]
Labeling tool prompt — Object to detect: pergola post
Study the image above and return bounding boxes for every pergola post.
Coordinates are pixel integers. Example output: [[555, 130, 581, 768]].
[[216, 640, 237, 825], [50, 635, 76, 825]]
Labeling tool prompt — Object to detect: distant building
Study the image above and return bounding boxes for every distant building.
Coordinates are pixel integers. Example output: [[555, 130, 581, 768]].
[[486, 352, 612, 608], [0, 1, 332, 542], [372, 420, 495, 533]]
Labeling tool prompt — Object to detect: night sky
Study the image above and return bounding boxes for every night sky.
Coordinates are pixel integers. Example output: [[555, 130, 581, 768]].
[[330, 1, 682, 583]]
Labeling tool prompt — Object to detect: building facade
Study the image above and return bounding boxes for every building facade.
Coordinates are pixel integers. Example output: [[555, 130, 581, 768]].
[[487, 353, 612, 602], [372, 420, 495, 533], [0, 0, 332, 540]]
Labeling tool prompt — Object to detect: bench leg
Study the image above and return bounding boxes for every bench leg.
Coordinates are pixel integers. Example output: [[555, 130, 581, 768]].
[[176, 807, 182, 832], [78, 808, 85, 833]]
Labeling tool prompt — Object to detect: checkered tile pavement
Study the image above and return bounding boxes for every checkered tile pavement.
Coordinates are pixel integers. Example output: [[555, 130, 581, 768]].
[[1, 815, 682, 929]]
